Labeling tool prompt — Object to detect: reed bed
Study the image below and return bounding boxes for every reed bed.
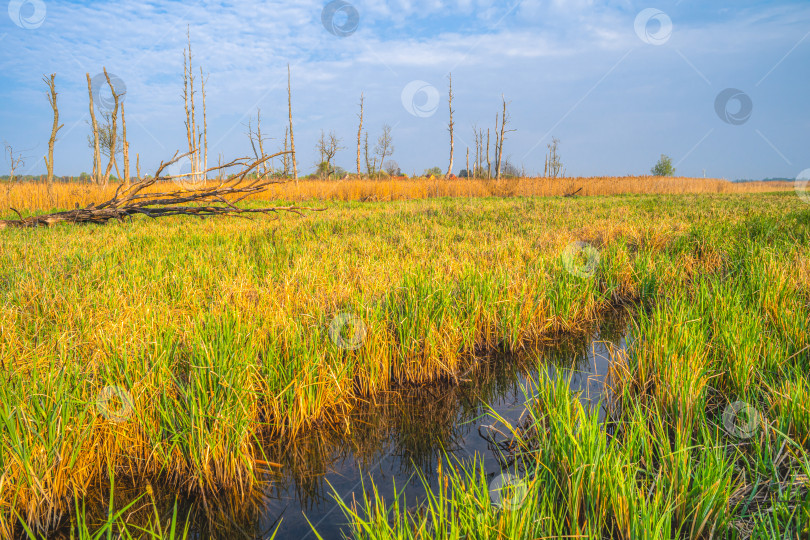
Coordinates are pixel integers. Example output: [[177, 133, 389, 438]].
[[0, 176, 795, 214], [335, 195, 810, 540], [0, 190, 808, 537]]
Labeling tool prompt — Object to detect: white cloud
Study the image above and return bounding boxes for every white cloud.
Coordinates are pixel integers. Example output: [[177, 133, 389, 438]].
[[1, 0, 808, 179]]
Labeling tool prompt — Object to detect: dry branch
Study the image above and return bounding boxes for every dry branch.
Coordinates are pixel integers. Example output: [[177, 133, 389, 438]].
[[0, 151, 322, 229]]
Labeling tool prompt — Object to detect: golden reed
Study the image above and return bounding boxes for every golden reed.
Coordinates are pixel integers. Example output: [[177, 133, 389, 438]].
[[0, 176, 795, 213]]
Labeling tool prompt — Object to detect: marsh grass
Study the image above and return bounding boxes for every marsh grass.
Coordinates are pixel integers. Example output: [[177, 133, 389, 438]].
[[1, 191, 809, 536], [328, 194, 810, 539]]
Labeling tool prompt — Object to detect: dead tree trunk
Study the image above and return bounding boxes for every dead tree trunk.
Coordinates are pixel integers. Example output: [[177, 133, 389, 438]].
[[486, 129, 491, 179], [478, 128, 484, 177], [465, 147, 469, 179], [494, 113, 500, 180], [364, 132, 372, 175], [495, 96, 512, 180], [183, 48, 194, 178], [187, 30, 198, 179], [472, 127, 479, 179], [4, 144, 24, 199], [256, 109, 268, 179], [283, 127, 290, 177], [446, 73, 454, 178], [201, 66, 208, 181], [42, 74, 63, 186], [121, 101, 130, 185], [102, 68, 121, 186], [86, 73, 102, 186], [287, 64, 298, 182], [356, 93, 364, 177]]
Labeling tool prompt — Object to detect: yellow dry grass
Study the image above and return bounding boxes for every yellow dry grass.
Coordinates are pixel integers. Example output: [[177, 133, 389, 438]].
[[0, 176, 795, 214]]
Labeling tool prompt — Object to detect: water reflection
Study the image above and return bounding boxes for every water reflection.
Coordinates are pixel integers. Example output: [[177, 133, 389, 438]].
[[68, 315, 628, 540], [258, 315, 628, 539]]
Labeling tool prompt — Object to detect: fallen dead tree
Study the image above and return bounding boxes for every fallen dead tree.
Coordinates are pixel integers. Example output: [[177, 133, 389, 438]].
[[0, 151, 321, 229]]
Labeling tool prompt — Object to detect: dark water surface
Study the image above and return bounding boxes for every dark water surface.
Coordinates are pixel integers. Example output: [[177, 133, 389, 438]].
[[70, 319, 628, 540], [255, 319, 628, 539]]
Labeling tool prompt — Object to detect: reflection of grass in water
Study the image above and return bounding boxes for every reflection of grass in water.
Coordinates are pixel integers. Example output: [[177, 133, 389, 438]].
[[243, 324, 626, 528], [254, 349, 545, 511]]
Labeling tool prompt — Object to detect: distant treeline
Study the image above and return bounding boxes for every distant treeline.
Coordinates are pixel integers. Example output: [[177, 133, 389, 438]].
[[1, 173, 95, 183], [734, 177, 794, 183]]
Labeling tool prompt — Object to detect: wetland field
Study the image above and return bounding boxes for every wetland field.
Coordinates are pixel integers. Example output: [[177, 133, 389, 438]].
[[1, 186, 808, 539]]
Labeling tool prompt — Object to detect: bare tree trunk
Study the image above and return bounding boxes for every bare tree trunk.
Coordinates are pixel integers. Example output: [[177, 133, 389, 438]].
[[283, 127, 290, 177], [486, 129, 491, 179], [478, 128, 483, 177], [496, 99, 505, 180], [446, 73, 454, 178], [121, 101, 130, 185], [42, 73, 63, 186], [287, 64, 298, 182], [136, 153, 141, 181], [317, 129, 325, 167], [4, 144, 23, 187], [472, 127, 479, 180], [201, 66, 208, 181], [256, 109, 268, 179], [465, 147, 469, 179], [356, 93, 364, 177], [103, 68, 121, 187], [364, 132, 371, 175], [494, 113, 500, 180], [496, 96, 514, 181], [187, 30, 198, 179], [86, 73, 102, 186], [183, 48, 194, 177]]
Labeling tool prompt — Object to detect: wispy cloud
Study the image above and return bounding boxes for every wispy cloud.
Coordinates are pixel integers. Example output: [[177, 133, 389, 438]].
[[1, 0, 808, 179]]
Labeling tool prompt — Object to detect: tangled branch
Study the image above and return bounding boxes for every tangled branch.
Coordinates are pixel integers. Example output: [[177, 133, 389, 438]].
[[0, 151, 321, 229]]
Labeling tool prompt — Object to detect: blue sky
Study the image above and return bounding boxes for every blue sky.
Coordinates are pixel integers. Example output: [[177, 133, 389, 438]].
[[0, 0, 808, 179]]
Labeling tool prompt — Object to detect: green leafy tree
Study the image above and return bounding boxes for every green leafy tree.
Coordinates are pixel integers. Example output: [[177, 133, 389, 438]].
[[651, 155, 675, 177]]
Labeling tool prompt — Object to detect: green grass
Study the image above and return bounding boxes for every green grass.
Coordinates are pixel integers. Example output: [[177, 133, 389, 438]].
[[1, 192, 809, 537]]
